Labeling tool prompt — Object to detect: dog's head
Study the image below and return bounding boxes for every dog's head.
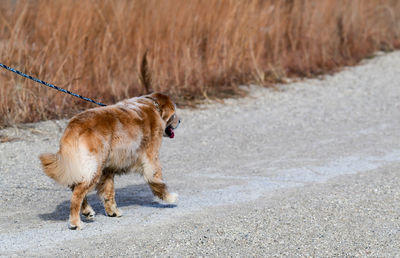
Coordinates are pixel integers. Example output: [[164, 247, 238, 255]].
[[145, 92, 181, 138]]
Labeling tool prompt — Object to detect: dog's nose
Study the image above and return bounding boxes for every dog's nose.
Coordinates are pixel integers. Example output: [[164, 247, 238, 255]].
[[174, 119, 181, 129]]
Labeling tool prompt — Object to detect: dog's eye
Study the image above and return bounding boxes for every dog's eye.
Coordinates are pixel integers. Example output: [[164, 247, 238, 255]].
[[168, 114, 175, 123]]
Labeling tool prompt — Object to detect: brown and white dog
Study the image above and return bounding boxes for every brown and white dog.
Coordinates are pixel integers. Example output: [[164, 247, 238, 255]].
[[39, 92, 180, 229]]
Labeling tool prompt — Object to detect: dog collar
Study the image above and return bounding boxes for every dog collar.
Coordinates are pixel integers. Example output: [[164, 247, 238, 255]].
[[145, 96, 161, 114]]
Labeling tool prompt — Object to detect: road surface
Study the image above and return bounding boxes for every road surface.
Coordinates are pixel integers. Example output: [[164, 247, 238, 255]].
[[1, 52, 400, 256]]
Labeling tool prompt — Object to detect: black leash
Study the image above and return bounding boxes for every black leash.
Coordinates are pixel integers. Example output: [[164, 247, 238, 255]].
[[0, 63, 106, 106]]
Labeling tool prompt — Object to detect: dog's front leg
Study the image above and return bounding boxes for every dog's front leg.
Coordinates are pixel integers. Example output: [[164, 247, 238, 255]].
[[142, 157, 178, 204]]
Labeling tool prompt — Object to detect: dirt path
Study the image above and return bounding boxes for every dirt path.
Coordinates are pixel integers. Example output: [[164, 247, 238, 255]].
[[1, 52, 400, 256]]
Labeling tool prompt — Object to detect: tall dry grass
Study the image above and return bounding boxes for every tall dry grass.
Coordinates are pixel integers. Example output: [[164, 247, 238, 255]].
[[1, 0, 400, 126]]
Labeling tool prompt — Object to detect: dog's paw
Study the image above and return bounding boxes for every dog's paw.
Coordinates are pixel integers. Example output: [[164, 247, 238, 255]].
[[106, 208, 122, 217], [82, 210, 96, 220], [69, 222, 82, 230], [164, 192, 178, 204]]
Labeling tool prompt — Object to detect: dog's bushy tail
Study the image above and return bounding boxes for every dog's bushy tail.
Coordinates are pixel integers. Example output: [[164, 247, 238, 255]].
[[39, 153, 64, 184]]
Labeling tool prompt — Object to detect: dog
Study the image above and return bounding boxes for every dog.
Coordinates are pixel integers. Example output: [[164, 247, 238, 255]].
[[39, 92, 180, 229]]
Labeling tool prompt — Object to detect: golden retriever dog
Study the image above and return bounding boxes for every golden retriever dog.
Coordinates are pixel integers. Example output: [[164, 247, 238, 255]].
[[39, 92, 180, 229]]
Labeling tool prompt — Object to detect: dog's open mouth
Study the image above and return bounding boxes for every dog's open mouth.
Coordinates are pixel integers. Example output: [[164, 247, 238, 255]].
[[165, 125, 175, 138]]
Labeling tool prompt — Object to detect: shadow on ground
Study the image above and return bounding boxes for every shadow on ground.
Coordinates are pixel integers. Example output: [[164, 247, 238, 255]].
[[38, 183, 176, 221]]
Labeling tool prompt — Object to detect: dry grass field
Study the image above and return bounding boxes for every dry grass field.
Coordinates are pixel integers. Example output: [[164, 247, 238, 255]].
[[1, 0, 400, 126]]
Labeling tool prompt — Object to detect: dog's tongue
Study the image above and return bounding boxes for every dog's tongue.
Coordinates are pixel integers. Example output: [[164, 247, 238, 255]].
[[166, 126, 174, 138]]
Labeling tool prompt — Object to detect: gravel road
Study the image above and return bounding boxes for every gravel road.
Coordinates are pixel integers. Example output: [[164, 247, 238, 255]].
[[1, 52, 400, 257]]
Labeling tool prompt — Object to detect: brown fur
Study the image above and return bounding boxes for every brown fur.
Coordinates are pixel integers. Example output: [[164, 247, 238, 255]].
[[39, 153, 61, 182], [39, 92, 180, 230]]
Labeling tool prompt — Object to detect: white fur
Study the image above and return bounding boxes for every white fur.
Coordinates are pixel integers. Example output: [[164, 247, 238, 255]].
[[56, 145, 98, 186], [105, 132, 142, 170], [141, 156, 155, 181], [117, 97, 150, 114], [125, 103, 145, 113], [164, 192, 178, 203], [77, 145, 98, 181]]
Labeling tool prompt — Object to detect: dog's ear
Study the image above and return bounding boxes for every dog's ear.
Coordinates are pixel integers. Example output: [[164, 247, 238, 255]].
[[139, 50, 153, 94]]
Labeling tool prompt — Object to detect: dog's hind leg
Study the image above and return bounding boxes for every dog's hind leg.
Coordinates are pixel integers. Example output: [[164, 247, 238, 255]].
[[69, 186, 95, 219], [142, 157, 178, 204], [69, 182, 90, 230], [69, 170, 101, 230], [81, 196, 95, 219], [96, 173, 122, 217]]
